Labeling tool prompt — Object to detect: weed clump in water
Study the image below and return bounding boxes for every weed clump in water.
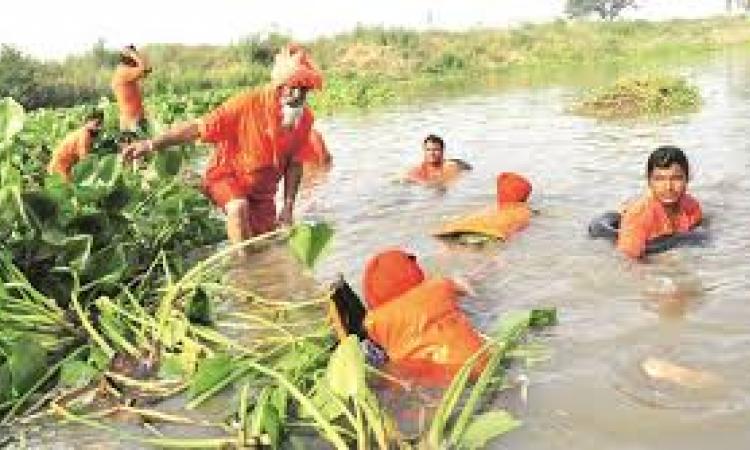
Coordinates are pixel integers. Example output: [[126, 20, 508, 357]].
[[574, 74, 701, 118]]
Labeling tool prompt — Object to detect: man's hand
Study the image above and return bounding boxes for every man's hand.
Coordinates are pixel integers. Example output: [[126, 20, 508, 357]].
[[121, 140, 153, 162]]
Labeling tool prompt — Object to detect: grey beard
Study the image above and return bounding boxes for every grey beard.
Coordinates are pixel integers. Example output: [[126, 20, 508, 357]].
[[281, 104, 303, 128]]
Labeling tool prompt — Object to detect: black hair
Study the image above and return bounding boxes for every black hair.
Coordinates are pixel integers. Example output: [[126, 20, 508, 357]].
[[647, 145, 689, 179], [119, 45, 138, 66], [86, 108, 104, 124], [423, 134, 444, 150]]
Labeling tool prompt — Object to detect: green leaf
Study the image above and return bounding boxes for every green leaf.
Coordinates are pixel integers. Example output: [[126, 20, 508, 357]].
[[88, 346, 113, 371], [0, 163, 22, 188], [188, 354, 234, 399], [72, 157, 97, 185], [0, 97, 25, 143], [22, 191, 59, 227], [59, 361, 99, 389], [7, 339, 47, 396], [325, 335, 366, 399], [158, 353, 188, 381], [459, 410, 521, 450], [153, 150, 183, 177], [490, 310, 532, 344], [530, 307, 557, 327], [288, 222, 334, 270]]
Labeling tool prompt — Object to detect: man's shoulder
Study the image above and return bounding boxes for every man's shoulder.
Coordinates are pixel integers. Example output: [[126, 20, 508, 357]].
[[621, 194, 655, 217]]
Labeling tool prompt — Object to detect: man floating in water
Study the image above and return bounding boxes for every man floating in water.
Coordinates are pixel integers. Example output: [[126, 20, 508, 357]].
[[589, 146, 705, 258], [404, 134, 471, 186]]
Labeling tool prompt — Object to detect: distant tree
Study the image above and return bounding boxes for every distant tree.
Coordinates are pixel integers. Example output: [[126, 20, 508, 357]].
[[566, 0, 637, 20]]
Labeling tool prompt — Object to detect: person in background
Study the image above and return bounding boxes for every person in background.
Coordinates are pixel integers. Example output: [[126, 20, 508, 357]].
[[111, 45, 151, 133], [47, 109, 104, 182], [405, 134, 471, 186]]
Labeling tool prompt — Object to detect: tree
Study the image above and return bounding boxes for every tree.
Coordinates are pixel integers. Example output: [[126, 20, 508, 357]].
[[566, 0, 637, 20]]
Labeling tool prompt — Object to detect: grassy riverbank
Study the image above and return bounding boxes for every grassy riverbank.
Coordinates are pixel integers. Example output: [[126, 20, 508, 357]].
[[2, 17, 750, 112]]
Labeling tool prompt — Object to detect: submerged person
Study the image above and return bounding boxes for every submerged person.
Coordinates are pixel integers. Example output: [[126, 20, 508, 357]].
[[433, 172, 532, 242], [122, 44, 323, 246], [111, 45, 152, 133], [329, 248, 486, 386], [47, 109, 104, 182], [617, 146, 702, 259], [405, 134, 471, 186]]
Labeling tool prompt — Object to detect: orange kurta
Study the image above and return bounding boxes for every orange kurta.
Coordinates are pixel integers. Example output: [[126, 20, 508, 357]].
[[111, 64, 148, 130], [199, 85, 313, 233], [47, 128, 93, 181], [364, 277, 485, 385], [617, 193, 702, 258]]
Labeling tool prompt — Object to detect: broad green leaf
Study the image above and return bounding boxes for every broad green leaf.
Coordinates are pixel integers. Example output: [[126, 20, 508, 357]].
[[288, 222, 334, 270], [325, 335, 366, 399], [22, 191, 59, 227], [7, 338, 47, 396], [59, 360, 99, 389], [188, 353, 234, 399], [459, 410, 521, 450], [88, 346, 113, 371], [0, 98, 25, 143], [72, 157, 97, 185], [154, 150, 183, 177], [158, 353, 188, 381], [250, 389, 282, 449]]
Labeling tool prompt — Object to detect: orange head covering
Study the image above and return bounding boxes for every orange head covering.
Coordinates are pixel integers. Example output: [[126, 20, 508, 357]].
[[271, 43, 323, 90], [363, 249, 425, 309], [497, 172, 532, 205]]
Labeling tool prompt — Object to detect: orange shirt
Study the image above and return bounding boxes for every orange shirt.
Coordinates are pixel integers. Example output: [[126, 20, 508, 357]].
[[617, 193, 702, 258], [406, 161, 463, 185], [199, 85, 313, 200], [364, 277, 485, 385], [111, 64, 148, 128], [47, 128, 93, 181]]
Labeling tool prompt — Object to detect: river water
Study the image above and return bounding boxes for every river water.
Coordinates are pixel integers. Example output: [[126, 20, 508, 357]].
[[15, 48, 750, 449]]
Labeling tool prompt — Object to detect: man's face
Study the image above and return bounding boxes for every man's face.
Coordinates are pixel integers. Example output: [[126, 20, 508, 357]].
[[648, 163, 687, 206], [423, 141, 444, 166], [281, 86, 309, 108]]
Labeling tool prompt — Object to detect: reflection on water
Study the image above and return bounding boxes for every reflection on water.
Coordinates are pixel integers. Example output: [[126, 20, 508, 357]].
[[20, 48, 750, 449]]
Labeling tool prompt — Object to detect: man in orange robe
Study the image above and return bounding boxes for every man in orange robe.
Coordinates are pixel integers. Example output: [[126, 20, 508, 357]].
[[47, 110, 104, 182], [329, 249, 486, 386], [111, 45, 151, 132], [405, 134, 471, 186], [122, 44, 323, 245], [617, 146, 702, 259]]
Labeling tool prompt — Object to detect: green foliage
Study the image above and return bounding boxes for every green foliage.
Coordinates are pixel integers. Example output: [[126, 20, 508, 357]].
[[459, 411, 522, 449], [574, 74, 702, 118]]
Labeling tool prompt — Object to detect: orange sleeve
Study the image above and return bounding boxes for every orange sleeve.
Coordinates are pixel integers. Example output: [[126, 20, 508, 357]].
[[199, 93, 249, 144], [687, 197, 703, 227], [617, 207, 650, 259]]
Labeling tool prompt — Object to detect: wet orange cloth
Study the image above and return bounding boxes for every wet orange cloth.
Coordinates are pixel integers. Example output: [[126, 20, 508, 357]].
[[199, 86, 314, 217], [298, 129, 331, 168], [434, 204, 531, 240], [111, 63, 148, 129], [406, 161, 463, 184], [363, 249, 425, 309], [497, 172, 532, 205], [434, 172, 532, 240], [364, 277, 486, 385], [47, 128, 93, 181], [617, 193, 702, 258]]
